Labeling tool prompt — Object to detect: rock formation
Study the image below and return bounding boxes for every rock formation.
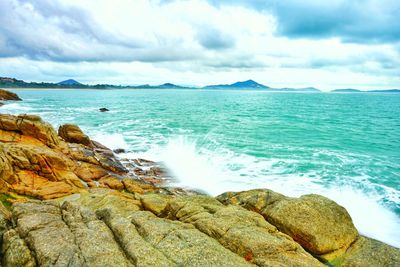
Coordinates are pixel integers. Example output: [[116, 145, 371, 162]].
[[0, 95, 399, 266], [0, 89, 21, 101]]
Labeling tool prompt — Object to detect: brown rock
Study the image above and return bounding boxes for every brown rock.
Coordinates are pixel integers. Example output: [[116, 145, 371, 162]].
[[217, 190, 359, 261], [74, 161, 108, 182], [0, 89, 21, 101], [122, 179, 157, 194], [98, 175, 124, 190], [0, 114, 60, 148], [58, 124, 92, 147]]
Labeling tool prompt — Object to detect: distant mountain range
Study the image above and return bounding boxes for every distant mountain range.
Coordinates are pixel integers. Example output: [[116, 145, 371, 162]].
[[332, 88, 400, 93], [0, 77, 398, 92]]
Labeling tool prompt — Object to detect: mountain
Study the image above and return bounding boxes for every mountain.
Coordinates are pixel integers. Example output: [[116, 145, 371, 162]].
[[156, 83, 186, 89], [332, 89, 361, 93], [204, 79, 269, 89], [58, 79, 81, 85]]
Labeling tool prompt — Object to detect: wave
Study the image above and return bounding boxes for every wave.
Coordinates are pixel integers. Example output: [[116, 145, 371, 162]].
[[0, 102, 32, 113], [91, 132, 129, 151], [147, 136, 400, 247]]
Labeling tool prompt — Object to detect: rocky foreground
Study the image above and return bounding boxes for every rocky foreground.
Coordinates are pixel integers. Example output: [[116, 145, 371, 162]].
[[0, 91, 399, 266]]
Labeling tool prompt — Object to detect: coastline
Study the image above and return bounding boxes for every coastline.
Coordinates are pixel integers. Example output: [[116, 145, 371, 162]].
[[0, 89, 399, 266]]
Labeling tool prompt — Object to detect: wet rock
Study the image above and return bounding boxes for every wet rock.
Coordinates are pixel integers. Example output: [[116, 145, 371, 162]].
[[217, 190, 359, 261], [113, 148, 126, 154], [0, 102, 4, 107], [58, 124, 92, 147], [99, 108, 109, 112], [0, 89, 21, 101]]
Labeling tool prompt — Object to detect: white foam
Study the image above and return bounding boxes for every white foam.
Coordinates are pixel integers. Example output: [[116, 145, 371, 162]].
[[156, 136, 400, 248], [0, 102, 32, 113], [91, 132, 129, 151]]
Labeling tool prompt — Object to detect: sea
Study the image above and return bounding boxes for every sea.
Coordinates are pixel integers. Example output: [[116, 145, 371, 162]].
[[1, 88, 399, 247]]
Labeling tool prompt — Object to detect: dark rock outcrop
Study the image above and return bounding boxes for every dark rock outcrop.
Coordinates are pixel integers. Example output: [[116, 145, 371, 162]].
[[0, 89, 21, 101]]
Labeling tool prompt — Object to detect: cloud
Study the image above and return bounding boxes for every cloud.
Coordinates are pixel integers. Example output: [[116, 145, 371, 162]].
[[196, 26, 235, 50], [206, 0, 400, 43], [0, 0, 399, 90]]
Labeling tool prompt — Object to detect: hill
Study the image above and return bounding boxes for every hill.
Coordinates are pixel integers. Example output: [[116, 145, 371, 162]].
[[58, 79, 81, 85], [204, 79, 269, 89]]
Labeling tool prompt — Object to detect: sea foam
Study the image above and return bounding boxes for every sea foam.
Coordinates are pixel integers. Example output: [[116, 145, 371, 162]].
[[156, 136, 400, 248]]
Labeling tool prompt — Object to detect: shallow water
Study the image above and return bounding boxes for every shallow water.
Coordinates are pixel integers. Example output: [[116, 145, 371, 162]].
[[2, 89, 400, 246]]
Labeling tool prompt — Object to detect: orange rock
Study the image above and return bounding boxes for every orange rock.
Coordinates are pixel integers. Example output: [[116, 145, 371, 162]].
[[122, 178, 157, 194], [12, 171, 81, 200], [0, 114, 60, 148], [74, 162, 108, 182], [58, 124, 92, 147], [98, 175, 124, 190]]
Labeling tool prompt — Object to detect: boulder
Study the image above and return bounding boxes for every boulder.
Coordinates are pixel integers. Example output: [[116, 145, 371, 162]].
[[58, 124, 92, 147], [217, 190, 359, 261], [0, 114, 61, 148], [99, 108, 109, 112], [0, 143, 85, 200], [162, 195, 323, 266], [334, 236, 400, 267], [0, 89, 21, 101]]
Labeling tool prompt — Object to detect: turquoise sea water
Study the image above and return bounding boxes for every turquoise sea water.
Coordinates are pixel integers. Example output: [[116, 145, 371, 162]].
[[2, 89, 400, 246]]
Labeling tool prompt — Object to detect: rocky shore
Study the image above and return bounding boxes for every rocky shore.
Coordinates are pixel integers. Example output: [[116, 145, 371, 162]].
[[0, 90, 399, 266]]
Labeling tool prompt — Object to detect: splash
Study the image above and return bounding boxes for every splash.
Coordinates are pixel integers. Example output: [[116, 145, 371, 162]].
[[91, 132, 129, 151], [157, 136, 400, 247]]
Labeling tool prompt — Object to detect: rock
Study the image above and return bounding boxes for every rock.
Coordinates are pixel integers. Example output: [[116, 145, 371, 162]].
[[0, 102, 4, 107], [99, 108, 109, 112], [74, 161, 108, 182], [2, 229, 36, 267], [333, 236, 400, 267], [217, 190, 359, 261], [0, 114, 61, 148], [98, 175, 124, 190], [163, 195, 323, 266], [122, 179, 157, 194], [140, 194, 172, 216], [0, 143, 85, 200], [0, 114, 130, 200], [58, 124, 92, 147], [0, 89, 21, 101], [130, 211, 252, 266], [113, 148, 126, 154]]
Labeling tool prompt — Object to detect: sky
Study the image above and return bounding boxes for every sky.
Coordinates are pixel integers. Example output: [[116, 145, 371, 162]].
[[0, 0, 399, 90]]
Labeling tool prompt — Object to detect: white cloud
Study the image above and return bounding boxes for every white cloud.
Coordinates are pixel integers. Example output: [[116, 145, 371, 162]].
[[0, 0, 399, 90]]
